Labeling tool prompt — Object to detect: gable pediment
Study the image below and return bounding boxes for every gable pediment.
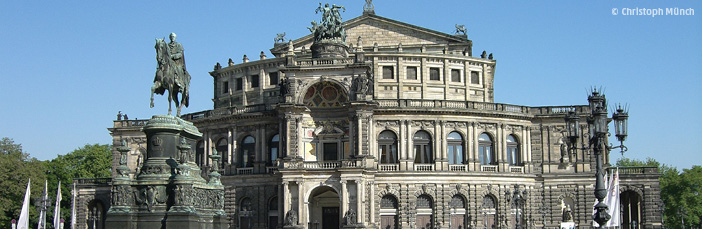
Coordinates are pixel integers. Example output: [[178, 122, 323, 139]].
[[272, 14, 471, 55]]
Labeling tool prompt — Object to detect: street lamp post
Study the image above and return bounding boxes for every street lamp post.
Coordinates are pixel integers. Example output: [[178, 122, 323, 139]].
[[564, 90, 629, 228], [507, 185, 527, 229]]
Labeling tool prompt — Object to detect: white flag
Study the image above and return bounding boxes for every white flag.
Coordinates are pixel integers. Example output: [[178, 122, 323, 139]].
[[70, 182, 76, 229], [39, 180, 48, 229], [53, 181, 62, 229], [17, 179, 30, 229], [606, 168, 621, 228]]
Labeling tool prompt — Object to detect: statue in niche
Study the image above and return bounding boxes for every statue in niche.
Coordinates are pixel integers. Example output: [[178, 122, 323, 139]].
[[352, 74, 368, 94], [344, 209, 357, 226], [151, 33, 191, 116], [284, 210, 298, 226], [562, 204, 573, 222], [279, 76, 291, 97]]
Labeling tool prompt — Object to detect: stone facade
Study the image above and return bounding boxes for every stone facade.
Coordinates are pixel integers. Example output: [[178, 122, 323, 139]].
[[73, 6, 661, 229]]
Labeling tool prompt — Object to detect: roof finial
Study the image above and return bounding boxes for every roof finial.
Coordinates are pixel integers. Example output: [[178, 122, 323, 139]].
[[363, 0, 375, 15]]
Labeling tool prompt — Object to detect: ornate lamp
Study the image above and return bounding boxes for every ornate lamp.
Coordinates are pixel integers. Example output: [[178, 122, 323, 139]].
[[564, 111, 580, 146], [566, 89, 630, 228], [612, 105, 628, 142]]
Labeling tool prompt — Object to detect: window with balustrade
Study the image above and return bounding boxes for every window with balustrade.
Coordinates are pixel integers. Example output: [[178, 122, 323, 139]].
[[416, 195, 434, 229], [506, 135, 521, 166], [380, 195, 399, 229], [479, 133, 496, 165], [268, 196, 279, 229], [216, 138, 228, 169], [268, 134, 279, 166], [450, 195, 467, 229], [239, 198, 253, 229], [196, 141, 204, 166], [240, 136, 255, 168], [413, 131, 433, 164], [447, 131, 464, 165], [378, 130, 398, 164]]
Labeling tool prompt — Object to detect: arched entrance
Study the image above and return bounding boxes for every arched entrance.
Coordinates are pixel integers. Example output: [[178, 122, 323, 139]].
[[87, 199, 105, 229], [621, 191, 642, 229], [308, 186, 341, 229]]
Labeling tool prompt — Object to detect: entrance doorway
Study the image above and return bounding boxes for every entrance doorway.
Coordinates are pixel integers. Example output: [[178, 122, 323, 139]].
[[308, 186, 340, 229], [322, 207, 340, 229]]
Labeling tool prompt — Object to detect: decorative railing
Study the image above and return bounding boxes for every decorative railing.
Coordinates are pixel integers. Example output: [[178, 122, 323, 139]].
[[237, 167, 254, 175], [113, 119, 149, 128], [414, 164, 434, 172], [481, 165, 498, 172], [182, 104, 273, 120], [74, 178, 112, 185], [509, 166, 524, 173], [266, 166, 278, 173], [449, 164, 468, 172], [375, 99, 531, 115], [296, 58, 355, 67], [303, 161, 341, 169], [607, 166, 658, 175], [379, 164, 399, 171], [341, 160, 358, 168], [530, 106, 589, 116]]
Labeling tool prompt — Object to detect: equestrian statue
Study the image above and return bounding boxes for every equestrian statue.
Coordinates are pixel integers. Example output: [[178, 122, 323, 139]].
[[150, 33, 191, 116]]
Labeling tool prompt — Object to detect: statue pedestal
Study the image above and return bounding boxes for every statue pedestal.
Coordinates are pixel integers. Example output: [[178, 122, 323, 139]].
[[106, 115, 226, 229], [311, 41, 348, 58]]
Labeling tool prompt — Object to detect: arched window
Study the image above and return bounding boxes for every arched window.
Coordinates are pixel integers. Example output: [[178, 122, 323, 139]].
[[196, 141, 204, 167], [268, 196, 279, 229], [481, 195, 497, 229], [380, 195, 399, 229], [216, 138, 228, 169], [413, 131, 433, 164], [450, 195, 467, 229], [447, 132, 464, 165], [416, 195, 434, 229], [506, 135, 521, 166], [378, 131, 398, 164], [479, 133, 496, 165], [239, 198, 253, 229], [268, 134, 279, 166], [240, 136, 255, 168]]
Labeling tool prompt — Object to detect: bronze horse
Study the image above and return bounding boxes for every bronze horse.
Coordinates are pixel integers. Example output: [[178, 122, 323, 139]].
[[150, 38, 189, 116]]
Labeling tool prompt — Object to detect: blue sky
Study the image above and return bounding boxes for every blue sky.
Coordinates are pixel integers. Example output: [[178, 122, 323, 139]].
[[1, 1, 700, 170]]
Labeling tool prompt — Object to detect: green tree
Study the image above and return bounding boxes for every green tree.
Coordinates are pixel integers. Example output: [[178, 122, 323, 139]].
[[0, 137, 47, 229], [45, 143, 112, 228]]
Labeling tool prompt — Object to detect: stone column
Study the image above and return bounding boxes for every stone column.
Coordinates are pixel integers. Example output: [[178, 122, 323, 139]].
[[298, 181, 304, 227], [473, 123, 479, 171], [369, 181, 375, 226], [356, 180, 363, 225], [341, 181, 348, 216]]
